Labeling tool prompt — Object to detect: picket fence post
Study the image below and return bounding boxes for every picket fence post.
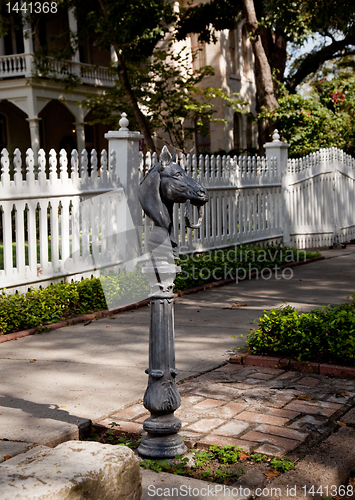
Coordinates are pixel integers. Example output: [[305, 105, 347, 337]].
[[105, 113, 144, 264], [264, 130, 291, 246]]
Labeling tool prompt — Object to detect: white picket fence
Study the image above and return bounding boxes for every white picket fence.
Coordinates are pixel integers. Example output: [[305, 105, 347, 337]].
[[140, 152, 281, 255], [0, 147, 127, 292], [287, 148, 355, 248], [1, 133, 355, 292]]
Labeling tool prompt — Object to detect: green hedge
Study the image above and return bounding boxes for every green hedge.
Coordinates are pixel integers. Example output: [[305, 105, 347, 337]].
[[246, 301, 355, 366], [0, 279, 106, 335], [175, 246, 318, 290], [0, 245, 319, 335]]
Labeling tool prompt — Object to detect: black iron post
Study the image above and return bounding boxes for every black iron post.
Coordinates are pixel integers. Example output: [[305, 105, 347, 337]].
[[137, 255, 186, 457], [137, 146, 208, 458]]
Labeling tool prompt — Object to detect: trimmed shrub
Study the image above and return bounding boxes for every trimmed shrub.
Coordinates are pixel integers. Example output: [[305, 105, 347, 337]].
[[0, 245, 319, 335], [246, 301, 355, 366]]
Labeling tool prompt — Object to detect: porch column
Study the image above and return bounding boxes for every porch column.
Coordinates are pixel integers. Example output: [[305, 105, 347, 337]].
[[74, 122, 85, 153], [26, 118, 41, 157], [21, 1, 34, 76], [68, 7, 80, 63]]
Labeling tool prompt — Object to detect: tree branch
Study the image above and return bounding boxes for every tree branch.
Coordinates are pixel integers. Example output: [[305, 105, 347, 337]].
[[286, 33, 355, 92]]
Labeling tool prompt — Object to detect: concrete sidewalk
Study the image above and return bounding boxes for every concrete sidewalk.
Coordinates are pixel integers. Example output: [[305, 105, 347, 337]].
[[0, 246, 355, 486]]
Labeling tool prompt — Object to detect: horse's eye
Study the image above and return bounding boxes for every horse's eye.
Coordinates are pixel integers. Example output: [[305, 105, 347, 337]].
[[174, 172, 183, 178]]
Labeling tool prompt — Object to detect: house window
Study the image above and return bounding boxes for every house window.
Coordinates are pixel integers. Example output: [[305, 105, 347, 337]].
[[242, 24, 249, 78], [229, 30, 236, 74], [0, 114, 7, 149], [233, 113, 240, 151], [195, 117, 210, 155], [3, 13, 24, 54], [190, 33, 206, 72]]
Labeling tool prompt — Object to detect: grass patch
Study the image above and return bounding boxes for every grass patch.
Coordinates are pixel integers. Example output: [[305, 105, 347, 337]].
[[87, 425, 294, 485]]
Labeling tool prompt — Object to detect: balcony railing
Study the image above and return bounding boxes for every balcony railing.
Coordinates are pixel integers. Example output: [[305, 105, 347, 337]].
[[0, 53, 116, 87]]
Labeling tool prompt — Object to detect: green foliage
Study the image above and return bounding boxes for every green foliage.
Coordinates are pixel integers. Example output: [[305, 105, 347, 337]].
[[117, 436, 142, 449], [246, 299, 355, 365], [259, 79, 355, 157], [105, 422, 119, 443], [249, 453, 268, 462], [84, 44, 247, 153], [30, 0, 176, 64], [208, 444, 244, 464], [100, 270, 149, 308], [0, 277, 106, 335], [192, 449, 215, 469], [270, 457, 294, 472], [139, 455, 188, 474], [137, 445, 295, 483], [0, 245, 320, 335], [140, 458, 171, 472], [175, 246, 318, 291], [215, 464, 245, 482]]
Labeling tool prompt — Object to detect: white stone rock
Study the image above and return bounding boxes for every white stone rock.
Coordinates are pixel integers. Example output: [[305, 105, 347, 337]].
[[0, 440, 142, 500]]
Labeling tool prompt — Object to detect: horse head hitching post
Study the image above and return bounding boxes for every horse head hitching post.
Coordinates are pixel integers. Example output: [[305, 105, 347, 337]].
[[137, 146, 209, 457]]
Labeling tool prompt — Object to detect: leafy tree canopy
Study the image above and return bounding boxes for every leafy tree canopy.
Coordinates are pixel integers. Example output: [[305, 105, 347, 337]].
[[64, 0, 176, 62], [47, 0, 177, 151], [85, 44, 248, 153], [177, 0, 355, 91], [260, 57, 355, 157]]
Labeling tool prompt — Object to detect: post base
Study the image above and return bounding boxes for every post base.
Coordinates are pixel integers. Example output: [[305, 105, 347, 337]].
[[137, 432, 187, 458]]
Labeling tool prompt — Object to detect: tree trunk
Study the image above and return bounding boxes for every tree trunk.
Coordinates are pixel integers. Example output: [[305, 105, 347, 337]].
[[114, 50, 156, 152], [95, 0, 155, 151], [286, 34, 355, 92], [270, 29, 287, 83], [243, 0, 279, 111], [242, 0, 279, 150]]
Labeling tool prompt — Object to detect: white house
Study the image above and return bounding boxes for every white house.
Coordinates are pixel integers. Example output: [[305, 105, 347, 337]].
[[0, 5, 115, 158]]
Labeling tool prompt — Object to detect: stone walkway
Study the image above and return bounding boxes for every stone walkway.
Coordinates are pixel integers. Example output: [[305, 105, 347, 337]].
[[96, 363, 355, 458]]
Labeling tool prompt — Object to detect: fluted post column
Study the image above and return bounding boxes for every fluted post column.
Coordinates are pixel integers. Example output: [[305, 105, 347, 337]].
[[137, 249, 187, 458]]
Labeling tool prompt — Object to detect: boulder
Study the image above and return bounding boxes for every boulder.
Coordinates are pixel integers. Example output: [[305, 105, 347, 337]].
[[0, 440, 142, 500]]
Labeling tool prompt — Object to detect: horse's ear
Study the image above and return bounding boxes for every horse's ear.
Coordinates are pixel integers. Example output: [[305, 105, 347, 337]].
[[172, 149, 177, 163], [138, 168, 170, 231], [160, 145, 172, 169]]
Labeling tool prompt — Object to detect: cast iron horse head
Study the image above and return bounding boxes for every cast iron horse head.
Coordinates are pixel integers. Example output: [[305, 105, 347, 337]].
[[139, 146, 209, 259]]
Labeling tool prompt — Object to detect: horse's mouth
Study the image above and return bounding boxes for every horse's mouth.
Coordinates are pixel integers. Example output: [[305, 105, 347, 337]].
[[187, 190, 209, 206], [184, 199, 205, 229]]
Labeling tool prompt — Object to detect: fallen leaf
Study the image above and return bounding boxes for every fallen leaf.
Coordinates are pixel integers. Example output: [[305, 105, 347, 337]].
[[349, 477, 355, 486], [106, 326, 110, 328], [239, 453, 249, 461], [337, 421, 346, 427], [264, 470, 280, 479], [296, 395, 312, 401], [60, 406, 66, 408], [5, 455, 12, 460], [236, 303, 247, 307], [341, 392, 349, 397], [30, 359, 36, 363]]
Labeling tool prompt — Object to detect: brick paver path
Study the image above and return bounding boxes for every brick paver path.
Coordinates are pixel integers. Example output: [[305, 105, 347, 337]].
[[96, 364, 355, 458]]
